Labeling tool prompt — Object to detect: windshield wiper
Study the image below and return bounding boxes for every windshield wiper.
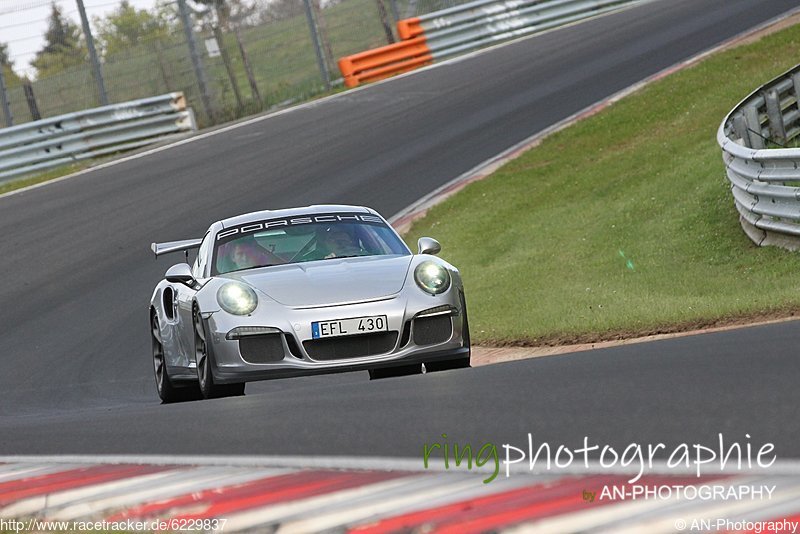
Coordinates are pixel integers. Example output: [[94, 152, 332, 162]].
[[235, 264, 279, 272]]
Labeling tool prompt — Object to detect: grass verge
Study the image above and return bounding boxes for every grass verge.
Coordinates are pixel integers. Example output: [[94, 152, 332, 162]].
[[0, 162, 93, 196], [404, 22, 800, 346]]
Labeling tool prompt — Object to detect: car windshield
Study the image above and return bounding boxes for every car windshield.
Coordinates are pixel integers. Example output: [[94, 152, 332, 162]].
[[213, 215, 410, 274]]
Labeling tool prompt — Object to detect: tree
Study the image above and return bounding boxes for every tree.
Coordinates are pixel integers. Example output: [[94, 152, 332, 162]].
[[255, 0, 303, 23], [31, 3, 85, 76], [190, 0, 257, 29], [0, 42, 23, 88], [94, 1, 171, 57], [0, 42, 11, 67]]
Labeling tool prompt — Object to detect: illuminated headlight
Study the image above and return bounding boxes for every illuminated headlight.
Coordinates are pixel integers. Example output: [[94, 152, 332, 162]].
[[414, 261, 451, 295], [217, 282, 258, 315]]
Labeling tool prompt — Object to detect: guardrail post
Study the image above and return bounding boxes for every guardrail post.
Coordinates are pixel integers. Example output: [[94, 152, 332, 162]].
[[743, 104, 764, 149], [177, 0, 216, 122], [0, 65, 12, 127], [732, 113, 748, 145], [76, 0, 109, 106], [303, 0, 331, 90], [793, 73, 800, 109], [764, 89, 786, 146]]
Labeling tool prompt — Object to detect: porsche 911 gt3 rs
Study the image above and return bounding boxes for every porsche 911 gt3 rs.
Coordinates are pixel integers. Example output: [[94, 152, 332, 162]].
[[149, 205, 470, 402]]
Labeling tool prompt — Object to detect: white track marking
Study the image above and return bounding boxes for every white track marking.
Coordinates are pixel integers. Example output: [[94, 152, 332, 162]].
[[222, 476, 421, 531], [275, 477, 480, 533], [0, 470, 175, 517], [0, 463, 83, 482], [50, 467, 289, 521]]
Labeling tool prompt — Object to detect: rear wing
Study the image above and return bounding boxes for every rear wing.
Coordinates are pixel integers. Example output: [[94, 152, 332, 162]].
[[151, 238, 202, 257]]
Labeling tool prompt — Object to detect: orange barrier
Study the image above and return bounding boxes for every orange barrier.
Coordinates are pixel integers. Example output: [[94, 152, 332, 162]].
[[337, 37, 431, 88], [397, 17, 424, 40]]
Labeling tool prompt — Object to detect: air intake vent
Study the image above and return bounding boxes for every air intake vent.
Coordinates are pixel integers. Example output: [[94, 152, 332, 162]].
[[239, 334, 285, 364], [413, 315, 452, 346]]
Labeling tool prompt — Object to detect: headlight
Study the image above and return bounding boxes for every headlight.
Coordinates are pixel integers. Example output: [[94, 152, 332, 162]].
[[414, 261, 451, 295], [217, 282, 258, 315]]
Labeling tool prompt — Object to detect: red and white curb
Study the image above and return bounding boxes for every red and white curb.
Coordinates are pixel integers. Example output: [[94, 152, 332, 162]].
[[2, 457, 800, 532]]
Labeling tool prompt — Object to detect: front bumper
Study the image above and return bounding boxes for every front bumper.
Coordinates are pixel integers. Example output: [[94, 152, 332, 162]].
[[204, 291, 469, 384]]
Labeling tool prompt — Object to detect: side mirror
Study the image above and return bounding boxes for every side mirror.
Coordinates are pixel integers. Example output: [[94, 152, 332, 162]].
[[165, 263, 195, 286], [417, 237, 441, 255]]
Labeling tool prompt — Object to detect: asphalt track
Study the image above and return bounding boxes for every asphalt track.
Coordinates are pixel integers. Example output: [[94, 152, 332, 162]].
[[1, 0, 799, 459]]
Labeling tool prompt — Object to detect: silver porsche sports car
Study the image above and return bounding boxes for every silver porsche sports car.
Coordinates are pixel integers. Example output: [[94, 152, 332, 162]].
[[149, 205, 470, 402]]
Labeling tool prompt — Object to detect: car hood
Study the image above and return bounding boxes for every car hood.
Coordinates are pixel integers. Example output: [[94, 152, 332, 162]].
[[232, 255, 413, 307]]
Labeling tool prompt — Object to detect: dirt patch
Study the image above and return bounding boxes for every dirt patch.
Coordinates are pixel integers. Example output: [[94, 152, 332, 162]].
[[472, 311, 800, 366]]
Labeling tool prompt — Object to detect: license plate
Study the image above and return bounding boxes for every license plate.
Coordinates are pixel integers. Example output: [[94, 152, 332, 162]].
[[312, 315, 388, 339]]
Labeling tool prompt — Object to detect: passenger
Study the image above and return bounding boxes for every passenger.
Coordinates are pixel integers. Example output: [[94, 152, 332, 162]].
[[220, 237, 280, 272]]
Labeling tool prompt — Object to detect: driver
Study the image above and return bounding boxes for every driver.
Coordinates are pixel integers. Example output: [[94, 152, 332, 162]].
[[316, 226, 362, 259]]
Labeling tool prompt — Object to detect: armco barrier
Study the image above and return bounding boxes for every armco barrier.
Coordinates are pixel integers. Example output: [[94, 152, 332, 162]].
[[0, 93, 196, 182], [718, 64, 800, 250], [338, 0, 643, 87], [338, 39, 433, 88]]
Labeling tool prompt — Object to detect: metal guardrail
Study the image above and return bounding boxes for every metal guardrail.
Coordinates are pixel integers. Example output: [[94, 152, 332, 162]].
[[718, 64, 800, 250], [339, 0, 643, 87], [0, 93, 196, 183], [399, 0, 639, 57]]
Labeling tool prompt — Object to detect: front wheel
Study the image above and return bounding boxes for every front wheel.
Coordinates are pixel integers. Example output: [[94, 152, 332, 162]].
[[194, 305, 245, 399], [152, 312, 200, 403]]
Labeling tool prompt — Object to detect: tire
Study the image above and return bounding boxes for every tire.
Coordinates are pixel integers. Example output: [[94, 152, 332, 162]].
[[151, 311, 201, 403], [193, 304, 245, 399]]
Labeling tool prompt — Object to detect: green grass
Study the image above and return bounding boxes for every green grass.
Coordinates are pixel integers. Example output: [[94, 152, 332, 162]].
[[0, 161, 93, 195], [404, 23, 800, 346]]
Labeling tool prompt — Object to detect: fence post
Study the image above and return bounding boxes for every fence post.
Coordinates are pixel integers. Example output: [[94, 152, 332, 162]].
[[376, 0, 396, 44], [388, 0, 400, 23], [303, 0, 331, 90], [22, 81, 41, 121], [213, 26, 244, 112], [404, 0, 418, 19], [234, 27, 261, 105], [0, 65, 12, 127], [177, 0, 216, 122], [76, 0, 109, 106]]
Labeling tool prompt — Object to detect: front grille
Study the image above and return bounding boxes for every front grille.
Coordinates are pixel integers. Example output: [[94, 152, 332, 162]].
[[239, 334, 285, 364], [413, 315, 453, 346], [303, 332, 398, 361]]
